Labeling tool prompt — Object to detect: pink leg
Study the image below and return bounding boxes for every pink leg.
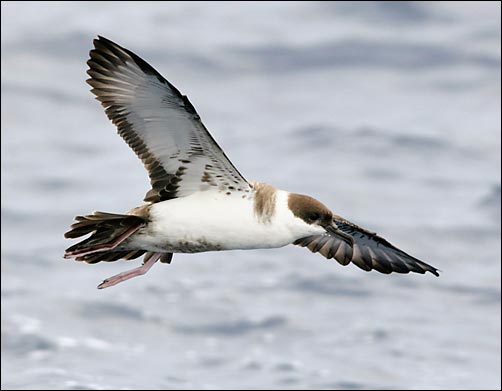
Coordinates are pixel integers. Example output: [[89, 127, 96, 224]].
[[97, 252, 162, 289], [64, 223, 145, 259]]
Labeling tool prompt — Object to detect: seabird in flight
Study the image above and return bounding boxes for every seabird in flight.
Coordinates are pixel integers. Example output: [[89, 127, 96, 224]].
[[64, 36, 439, 289]]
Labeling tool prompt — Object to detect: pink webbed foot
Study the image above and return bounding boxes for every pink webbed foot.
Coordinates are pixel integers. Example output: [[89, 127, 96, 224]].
[[97, 252, 165, 289], [64, 223, 145, 259]]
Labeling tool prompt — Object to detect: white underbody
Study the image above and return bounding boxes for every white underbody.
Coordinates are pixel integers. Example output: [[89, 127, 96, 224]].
[[126, 190, 325, 253]]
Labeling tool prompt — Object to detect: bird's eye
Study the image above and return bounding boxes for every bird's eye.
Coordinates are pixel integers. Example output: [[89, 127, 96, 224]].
[[309, 212, 320, 221]]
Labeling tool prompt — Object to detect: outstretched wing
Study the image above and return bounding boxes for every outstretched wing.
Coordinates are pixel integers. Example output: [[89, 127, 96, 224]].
[[294, 216, 439, 276], [87, 36, 252, 203]]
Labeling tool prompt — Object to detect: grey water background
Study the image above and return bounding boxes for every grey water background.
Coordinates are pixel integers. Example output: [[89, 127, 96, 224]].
[[1, 1, 500, 389]]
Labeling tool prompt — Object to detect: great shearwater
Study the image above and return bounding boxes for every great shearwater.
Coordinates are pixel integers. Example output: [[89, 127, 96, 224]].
[[64, 36, 439, 289]]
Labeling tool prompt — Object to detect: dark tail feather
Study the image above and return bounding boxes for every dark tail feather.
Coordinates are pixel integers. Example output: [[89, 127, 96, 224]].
[[76, 249, 146, 264], [64, 212, 133, 238], [64, 212, 146, 261]]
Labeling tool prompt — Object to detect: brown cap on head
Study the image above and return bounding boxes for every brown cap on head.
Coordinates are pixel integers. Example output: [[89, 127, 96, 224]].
[[288, 193, 333, 226]]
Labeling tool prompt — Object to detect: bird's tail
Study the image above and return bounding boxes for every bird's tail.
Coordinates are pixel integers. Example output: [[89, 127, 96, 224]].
[[64, 211, 147, 263]]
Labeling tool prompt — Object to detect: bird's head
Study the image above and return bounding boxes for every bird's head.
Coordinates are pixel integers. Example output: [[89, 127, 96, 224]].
[[287, 193, 335, 234]]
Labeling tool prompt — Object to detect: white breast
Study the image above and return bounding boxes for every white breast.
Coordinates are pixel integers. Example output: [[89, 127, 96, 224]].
[[128, 190, 323, 253]]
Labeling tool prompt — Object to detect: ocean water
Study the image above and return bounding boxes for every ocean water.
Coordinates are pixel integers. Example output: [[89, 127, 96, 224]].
[[1, 2, 500, 389]]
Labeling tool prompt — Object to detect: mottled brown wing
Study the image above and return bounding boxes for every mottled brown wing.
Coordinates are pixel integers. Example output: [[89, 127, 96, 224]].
[[295, 216, 439, 276], [87, 36, 252, 203]]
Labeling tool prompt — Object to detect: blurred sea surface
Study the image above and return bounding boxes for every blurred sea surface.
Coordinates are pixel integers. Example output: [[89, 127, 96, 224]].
[[1, 2, 501, 389]]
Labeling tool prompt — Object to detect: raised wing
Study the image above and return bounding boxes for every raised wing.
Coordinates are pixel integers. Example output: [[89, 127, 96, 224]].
[[87, 36, 252, 202], [294, 216, 439, 276]]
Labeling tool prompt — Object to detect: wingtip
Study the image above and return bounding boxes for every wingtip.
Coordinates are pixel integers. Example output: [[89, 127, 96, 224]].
[[430, 268, 441, 277], [420, 261, 440, 277], [93, 36, 103, 47], [95, 35, 109, 43]]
